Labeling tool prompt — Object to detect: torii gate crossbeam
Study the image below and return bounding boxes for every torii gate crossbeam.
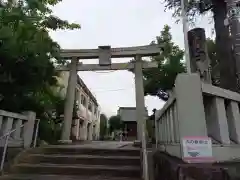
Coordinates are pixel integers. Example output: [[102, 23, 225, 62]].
[[57, 61, 157, 71]]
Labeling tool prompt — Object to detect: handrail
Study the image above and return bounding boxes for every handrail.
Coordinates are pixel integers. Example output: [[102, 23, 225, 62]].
[[33, 119, 40, 148], [0, 124, 24, 141], [155, 95, 176, 121], [0, 119, 40, 171], [202, 82, 240, 101]]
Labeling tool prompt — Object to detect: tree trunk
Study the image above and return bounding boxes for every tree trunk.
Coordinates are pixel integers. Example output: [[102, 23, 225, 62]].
[[212, 0, 237, 91]]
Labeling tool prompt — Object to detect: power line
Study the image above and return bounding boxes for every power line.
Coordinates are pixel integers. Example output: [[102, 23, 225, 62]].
[[93, 61, 134, 74], [94, 88, 132, 93]]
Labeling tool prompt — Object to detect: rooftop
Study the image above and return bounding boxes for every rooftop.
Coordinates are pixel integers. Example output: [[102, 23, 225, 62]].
[[77, 75, 98, 106]]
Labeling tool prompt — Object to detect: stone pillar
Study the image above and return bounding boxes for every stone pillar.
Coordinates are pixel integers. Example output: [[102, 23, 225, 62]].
[[60, 58, 78, 143], [12, 119, 22, 140], [134, 56, 146, 141], [88, 123, 93, 141], [79, 121, 84, 140], [1, 117, 13, 135], [76, 119, 80, 140], [71, 119, 78, 141], [187, 28, 212, 83], [209, 97, 230, 144], [23, 111, 36, 148], [226, 101, 240, 143], [175, 73, 208, 138], [82, 121, 88, 140]]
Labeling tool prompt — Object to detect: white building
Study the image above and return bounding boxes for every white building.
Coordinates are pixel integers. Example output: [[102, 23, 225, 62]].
[[58, 72, 101, 141]]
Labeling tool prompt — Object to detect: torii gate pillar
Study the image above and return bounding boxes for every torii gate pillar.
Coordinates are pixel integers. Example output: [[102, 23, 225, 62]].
[[60, 58, 78, 143], [134, 55, 147, 141]]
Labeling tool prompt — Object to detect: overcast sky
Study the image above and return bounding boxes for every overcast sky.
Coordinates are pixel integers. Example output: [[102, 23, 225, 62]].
[[50, 0, 214, 117]]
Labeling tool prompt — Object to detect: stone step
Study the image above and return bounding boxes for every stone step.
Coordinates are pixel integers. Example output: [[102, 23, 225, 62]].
[[31, 147, 140, 157], [11, 163, 141, 177], [0, 174, 142, 180], [0, 139, 23, 147], [20, 154, 140, 166]]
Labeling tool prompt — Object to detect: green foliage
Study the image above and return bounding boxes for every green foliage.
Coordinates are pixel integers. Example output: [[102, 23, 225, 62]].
[[108, 115, 123, 133], [164, 0, 213, 21], [128, 26, 219, 98], [100, 114, 108, 139], [130, 25, 220, 98], [35, 88, 65, 143], [139, 25, 185, 96], [0, 0, 80, 143]]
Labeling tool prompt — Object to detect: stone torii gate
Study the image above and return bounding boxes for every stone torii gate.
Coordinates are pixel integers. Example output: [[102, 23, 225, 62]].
[[57, 45, 161, 144]]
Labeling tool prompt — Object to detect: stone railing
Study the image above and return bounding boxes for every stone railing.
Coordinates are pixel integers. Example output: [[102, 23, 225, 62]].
[[0, 110, 37, 148], [155, 73, 240, 162], [155, 96, 180, 148], [202, 83, 240, 161]]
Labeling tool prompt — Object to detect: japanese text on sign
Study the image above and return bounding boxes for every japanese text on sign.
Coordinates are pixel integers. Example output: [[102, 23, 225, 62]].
[[182, 136, 214, 163]]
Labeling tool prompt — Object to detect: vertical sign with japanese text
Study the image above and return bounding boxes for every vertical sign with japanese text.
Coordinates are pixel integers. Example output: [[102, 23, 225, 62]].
[[182, 136, 214, 163]]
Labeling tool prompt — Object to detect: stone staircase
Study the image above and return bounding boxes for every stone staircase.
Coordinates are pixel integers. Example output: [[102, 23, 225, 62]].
[[0, 145, 142, 180]]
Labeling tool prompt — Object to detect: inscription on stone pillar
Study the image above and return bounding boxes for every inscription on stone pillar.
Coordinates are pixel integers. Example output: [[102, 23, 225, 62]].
[[187, 28, 212, 83], [98, 46, 111, 66]]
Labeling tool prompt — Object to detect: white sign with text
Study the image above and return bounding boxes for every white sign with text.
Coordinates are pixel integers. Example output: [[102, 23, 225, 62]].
[[182, 136, 214, 163]]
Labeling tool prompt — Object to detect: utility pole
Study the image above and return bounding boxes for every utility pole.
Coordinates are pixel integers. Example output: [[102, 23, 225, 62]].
[[181, 0, 192, 74], [226, 0, 240, 90]]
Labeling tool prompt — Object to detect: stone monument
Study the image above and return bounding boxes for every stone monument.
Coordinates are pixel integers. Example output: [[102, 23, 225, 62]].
[[187, 28, 212, 83]]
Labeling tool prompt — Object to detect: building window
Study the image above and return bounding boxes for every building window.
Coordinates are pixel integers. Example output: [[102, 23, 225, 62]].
[[96, 110, 99, 118], [88, 103, 92, 112], [81, 95, 86, 107], [94, 107, 97, 115]]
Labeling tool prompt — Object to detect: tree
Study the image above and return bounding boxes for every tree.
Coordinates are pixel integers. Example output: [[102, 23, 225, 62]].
[[37, 88, 65, 143], [0, 0, 80, 112], [164, 0, 237, 91], [0, 0, 80, 143], [108, 115, 123, 133], [100, 114, 108, 139], [130, 25, 185, 100], [129, 26, 218, 101]]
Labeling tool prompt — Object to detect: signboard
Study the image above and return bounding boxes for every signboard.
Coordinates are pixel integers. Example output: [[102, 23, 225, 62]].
[[182, 136, 214, 163], [98, 46, 111, 66]]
